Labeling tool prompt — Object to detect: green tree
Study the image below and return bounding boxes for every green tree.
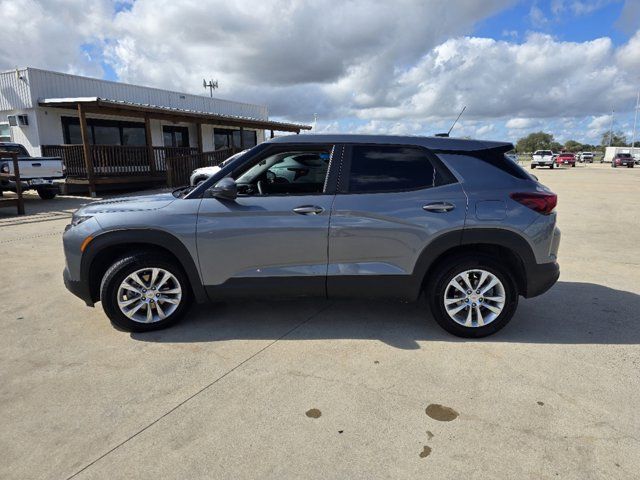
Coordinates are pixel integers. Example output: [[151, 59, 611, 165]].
[[601, 131, 628, 147], [563, 140, 583, 152], [515, 132, 555, 153], [550, 141, 563, 152]]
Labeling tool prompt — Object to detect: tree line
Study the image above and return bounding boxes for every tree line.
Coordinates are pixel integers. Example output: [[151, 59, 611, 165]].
[[515, 131, 633, 153]]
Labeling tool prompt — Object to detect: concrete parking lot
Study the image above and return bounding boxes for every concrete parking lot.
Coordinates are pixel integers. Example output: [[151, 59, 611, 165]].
[[1, 163, 639, 479]]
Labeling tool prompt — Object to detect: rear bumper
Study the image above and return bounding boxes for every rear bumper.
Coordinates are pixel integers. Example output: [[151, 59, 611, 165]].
[[63, 267, 94, 307], [524, 261, 559, 298]]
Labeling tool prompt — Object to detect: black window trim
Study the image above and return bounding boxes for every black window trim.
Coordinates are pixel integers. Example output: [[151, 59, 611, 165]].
[[231, 143, 339, 197], [61, 116, 147, 146], [337, 143, 458, 195]]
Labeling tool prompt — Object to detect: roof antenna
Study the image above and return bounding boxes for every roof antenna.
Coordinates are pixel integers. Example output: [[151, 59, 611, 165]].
[[435, 106, 466, 137]]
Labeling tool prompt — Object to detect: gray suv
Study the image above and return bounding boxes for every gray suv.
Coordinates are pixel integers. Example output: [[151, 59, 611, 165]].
[[63, 135, 560, 337]]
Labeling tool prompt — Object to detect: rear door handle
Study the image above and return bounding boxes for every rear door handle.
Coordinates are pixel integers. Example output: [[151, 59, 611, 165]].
[[423, 202, 455, 213], [293, 205, 324, 215]]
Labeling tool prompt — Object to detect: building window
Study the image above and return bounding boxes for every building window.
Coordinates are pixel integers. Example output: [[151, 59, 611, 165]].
[[61, 117, 146, 146], [162, 126, 190, 147], [0, 123, 11, 142], [213, 128, 256, 150]]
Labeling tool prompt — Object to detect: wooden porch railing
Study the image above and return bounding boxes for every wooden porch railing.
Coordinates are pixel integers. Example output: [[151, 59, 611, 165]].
[[41, 144, 237, 189], [42, 145, 200, 178], [166, 148, 239, 188], [0, 151, 25, 215]]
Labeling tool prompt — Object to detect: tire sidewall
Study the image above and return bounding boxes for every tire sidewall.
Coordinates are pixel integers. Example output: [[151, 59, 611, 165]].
[[428, 255, 519, 338], [100, 254, 191, 332]]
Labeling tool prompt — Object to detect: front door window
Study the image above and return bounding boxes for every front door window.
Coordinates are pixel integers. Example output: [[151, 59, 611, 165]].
[[235, 149, 331, 196]]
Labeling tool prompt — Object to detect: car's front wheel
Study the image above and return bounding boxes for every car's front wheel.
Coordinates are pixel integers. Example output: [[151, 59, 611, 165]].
[[100, 253, 192, 332], [426, 255, 519, 338]]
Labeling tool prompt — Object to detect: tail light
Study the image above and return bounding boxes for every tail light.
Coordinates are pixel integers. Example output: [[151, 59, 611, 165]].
[[510, 192, 557, 215]]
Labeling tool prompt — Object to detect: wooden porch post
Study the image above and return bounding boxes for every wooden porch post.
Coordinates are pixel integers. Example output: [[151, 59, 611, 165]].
[[78, 104, 96, 197], [270, 130, 274, 139], [196, 123, 203, 153], [144, 114, 156, 175]]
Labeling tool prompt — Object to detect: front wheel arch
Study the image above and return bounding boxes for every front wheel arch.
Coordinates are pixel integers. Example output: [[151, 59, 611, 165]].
[[82, 230, 207, 304]]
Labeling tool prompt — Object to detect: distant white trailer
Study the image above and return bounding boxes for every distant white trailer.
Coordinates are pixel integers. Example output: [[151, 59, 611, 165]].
[[602, 146, 640, 163]]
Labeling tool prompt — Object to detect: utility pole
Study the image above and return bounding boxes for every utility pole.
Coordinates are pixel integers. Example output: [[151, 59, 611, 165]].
[[608, 108, 615, 146]]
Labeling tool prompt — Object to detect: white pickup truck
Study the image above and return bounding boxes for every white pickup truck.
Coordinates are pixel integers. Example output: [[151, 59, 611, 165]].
[[0, 143, 64, 199], [531, 150, 555, 169]]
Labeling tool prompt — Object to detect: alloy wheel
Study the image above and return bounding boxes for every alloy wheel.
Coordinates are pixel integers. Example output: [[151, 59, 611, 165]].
[[443, 269, 506, 328], [116, 267, 182, 323]]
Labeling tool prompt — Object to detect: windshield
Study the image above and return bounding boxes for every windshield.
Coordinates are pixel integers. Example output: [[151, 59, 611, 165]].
[[618, 153, 632, 158], [534, 150, 552, 155]]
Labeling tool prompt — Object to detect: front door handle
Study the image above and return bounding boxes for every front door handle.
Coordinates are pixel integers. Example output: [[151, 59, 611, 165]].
[[423, 202, 455, 213], [293, 205, 324, 215]]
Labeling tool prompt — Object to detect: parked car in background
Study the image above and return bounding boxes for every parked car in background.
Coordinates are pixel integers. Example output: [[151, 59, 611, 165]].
[[531, 150, 555, 169], [189, 150, 248, 186], [611, 153, 634, 168], [579, 152, 594, 163], [0, 143, 64, 199], [556, 152, 576, 167], [63, 134, 560, 338]]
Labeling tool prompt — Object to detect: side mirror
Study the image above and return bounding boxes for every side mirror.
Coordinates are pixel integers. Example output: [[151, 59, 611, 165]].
[[209, 177, 237, 201]]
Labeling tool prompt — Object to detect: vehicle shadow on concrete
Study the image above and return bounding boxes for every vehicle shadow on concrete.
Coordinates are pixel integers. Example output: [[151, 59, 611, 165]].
[[131, 281, 640, 349]]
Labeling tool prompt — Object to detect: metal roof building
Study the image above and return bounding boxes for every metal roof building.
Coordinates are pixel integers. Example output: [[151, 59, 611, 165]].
[[0, 67, 310, 194]]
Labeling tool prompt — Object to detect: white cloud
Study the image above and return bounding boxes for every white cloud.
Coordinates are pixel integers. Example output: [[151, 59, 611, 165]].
[[353, 33, 639, 124], [0, 0, 638, 144], [506, 118, 537, 129], [0, 0, 113, 77]]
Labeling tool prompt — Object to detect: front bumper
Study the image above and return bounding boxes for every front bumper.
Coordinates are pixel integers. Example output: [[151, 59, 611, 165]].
[[63, 267, 94, 307], [524, 261, 560, 298]]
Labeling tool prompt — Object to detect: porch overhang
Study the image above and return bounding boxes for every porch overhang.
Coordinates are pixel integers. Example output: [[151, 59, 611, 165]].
[[39, 97, 312, 133]]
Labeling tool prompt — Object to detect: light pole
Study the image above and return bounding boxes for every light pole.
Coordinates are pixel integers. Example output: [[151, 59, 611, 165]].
[[632, 91, 639, 152], [312, 113, 318, 133]]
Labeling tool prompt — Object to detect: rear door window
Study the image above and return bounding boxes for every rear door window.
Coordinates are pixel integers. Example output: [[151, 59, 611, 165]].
[[344, 145, 452, 193]]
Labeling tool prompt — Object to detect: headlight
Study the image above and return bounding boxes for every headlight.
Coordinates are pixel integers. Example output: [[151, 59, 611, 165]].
[[71, 214, 93, 227]]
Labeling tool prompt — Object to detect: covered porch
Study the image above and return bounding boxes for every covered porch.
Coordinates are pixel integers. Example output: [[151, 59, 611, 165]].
[[39, 97, 311, 195]]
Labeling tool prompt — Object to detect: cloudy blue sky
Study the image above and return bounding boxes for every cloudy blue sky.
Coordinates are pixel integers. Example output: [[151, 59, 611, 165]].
[[2, 0, 639, 144]]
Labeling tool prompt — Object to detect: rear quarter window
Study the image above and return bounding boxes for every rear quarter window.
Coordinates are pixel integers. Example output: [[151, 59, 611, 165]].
[[471, 148, 532, 180]]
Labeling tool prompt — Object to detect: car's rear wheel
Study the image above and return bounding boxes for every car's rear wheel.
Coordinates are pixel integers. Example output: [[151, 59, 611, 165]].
[[426, 255, 519, 338], [37, 188, 57, 200], [530, 164, 536, 169], [550, 163, 554, 169], [100, 253, 192, 332]]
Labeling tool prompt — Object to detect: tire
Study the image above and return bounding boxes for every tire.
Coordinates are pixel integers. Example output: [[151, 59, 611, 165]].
[[550, 163, 554, 169], [530, 164, 536, 169], [426, 254, 519, 338], [571, 163, 575, 167], [100, 253, 192, 332], [37, 188, 57, 200]]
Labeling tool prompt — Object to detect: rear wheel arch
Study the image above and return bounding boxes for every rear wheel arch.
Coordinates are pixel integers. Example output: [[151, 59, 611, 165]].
[[82, 230, 207, 304], [413, 228, 533, 299]]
